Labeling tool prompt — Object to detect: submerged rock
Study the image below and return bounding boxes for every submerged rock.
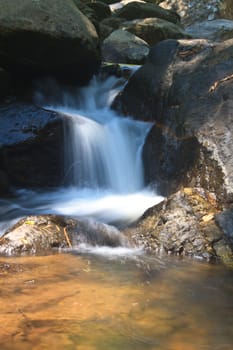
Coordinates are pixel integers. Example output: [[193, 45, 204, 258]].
[[126, 187, 233, 262], [0, 0, 101, 84]]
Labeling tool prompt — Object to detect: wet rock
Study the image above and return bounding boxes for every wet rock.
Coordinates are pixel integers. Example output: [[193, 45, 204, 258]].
[[0, 0, 101, 84], [100, 63, 135, 80], [0, 101, 64, 189], [71, 218, 125, 247], [120, 17, 190, 46], [114, 38, 233, 202], [0, 215, 73, 255], [102, 29, 150, 64], [126, 187, 233, 261], [0, 215, 125, 255], [186, 19, 233, 41], [114, 2, 181, 25]]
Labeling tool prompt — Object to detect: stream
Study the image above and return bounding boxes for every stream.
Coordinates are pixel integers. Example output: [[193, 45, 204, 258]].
[[0, 74, 232, 349], [0, 253, 233, 350], [0, 75, 163, 235]]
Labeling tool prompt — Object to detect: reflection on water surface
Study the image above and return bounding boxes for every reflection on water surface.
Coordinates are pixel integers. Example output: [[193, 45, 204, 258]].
[[0, 252, 232, 350]]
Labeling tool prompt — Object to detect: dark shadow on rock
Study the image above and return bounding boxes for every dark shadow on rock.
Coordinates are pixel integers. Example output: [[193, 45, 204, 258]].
[[113, 38, 233, 203]]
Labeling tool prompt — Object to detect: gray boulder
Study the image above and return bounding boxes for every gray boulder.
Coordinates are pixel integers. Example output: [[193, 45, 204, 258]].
[[102, 29, 149, 64], [0, 0, 101, 84]]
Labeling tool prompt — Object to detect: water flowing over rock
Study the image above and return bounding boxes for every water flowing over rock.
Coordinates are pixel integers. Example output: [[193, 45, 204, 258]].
[[0, 75, 163, 254], [114, 38, 233, 203], [0, 215, 126, 255], [0, 0, 101, 84]]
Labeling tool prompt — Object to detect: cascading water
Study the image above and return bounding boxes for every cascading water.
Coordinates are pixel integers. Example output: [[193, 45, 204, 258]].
[[60, 76, 149, 193], [0, 74, 163, 251]]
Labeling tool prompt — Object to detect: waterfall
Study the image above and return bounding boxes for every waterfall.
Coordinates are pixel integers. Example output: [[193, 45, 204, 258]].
[[0, 74, 163, 240], [60, 76, 149, 193]]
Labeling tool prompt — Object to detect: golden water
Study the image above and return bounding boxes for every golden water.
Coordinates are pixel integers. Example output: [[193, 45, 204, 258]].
[[0, 252, 232, 350]]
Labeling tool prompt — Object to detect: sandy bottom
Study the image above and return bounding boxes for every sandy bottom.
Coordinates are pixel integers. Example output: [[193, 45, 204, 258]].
[[0, 252, 232, 350]]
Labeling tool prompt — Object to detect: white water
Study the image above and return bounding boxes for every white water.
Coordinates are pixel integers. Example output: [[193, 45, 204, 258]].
[[0, 75, 163, 250]]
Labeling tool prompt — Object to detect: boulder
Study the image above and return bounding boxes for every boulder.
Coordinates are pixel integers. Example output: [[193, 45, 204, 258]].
[[114, 2, 181, 25], [0, 215, 125, 255], [73, 0, 100, 33], [120, 17, 190, 46], [0, 215, 72, 255], [102, 29, 149, 64], [186, 19, 233, 42], [0, 100, 64, 189], [125, 187, 233, 262], [0, 0, 101, 84], [100, 16, 126, 40], [113, 38, 233, 203], [87, 1, 111, 22]]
